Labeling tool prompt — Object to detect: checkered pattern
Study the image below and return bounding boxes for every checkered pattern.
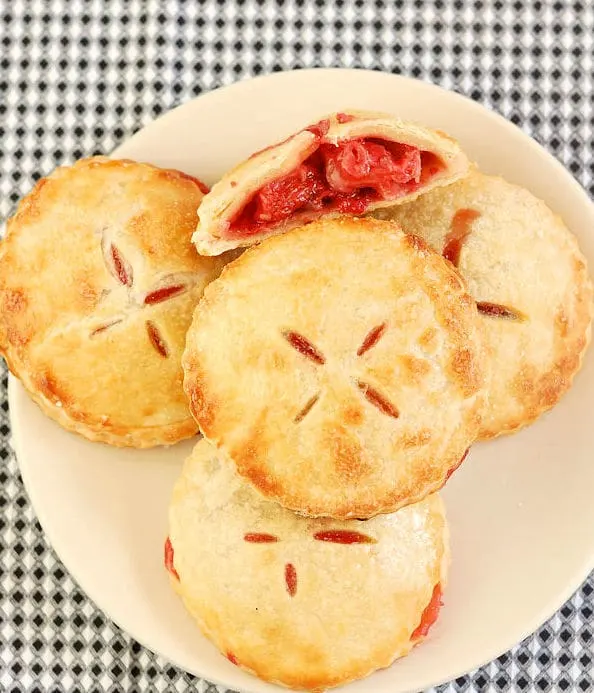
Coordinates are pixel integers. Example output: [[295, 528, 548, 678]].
[[0, 1, 592, 691]]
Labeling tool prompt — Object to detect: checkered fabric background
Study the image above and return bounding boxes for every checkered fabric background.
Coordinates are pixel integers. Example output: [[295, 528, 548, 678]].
[[0, 1, 592, 691]]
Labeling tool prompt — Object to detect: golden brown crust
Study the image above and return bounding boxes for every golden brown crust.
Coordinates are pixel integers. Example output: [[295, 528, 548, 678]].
[[373, 171, 593, 439], [193, 110, 470, 255], [169, 439, 449, 692], [0, 157, 230, 447], [183, 217, 487, 517]]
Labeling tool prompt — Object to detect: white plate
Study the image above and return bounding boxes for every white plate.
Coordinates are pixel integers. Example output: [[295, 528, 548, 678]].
[[10, 69, 594, 693]]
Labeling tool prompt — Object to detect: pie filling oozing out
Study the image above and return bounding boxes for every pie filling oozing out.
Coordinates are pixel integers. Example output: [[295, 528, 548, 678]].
[[227, 124, 445, 238]]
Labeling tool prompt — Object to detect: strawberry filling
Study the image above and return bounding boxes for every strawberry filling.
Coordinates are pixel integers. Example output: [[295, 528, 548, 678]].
[[411, 583, 443, 640], [164, 537, 179, 581], [228, 137, 444, 238]]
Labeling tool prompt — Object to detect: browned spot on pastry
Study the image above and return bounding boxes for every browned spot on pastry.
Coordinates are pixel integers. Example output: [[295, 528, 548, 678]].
[[442, 208, 480, 267], [341, 403, 364, 426], [244, 533, 279, 543], [294, 393, 320, 423], [1, 288, 27, 315], [356, 380, 399, 419], [398, 354, 431, 384], [313, 530, 377, 544], [405, 232, 430, 255], [282, 330, 325, 365], [90, 319, 123, 338], [555, 308, 570, 338], [447, 347, 483, 398], [418, 326, 438, 351], [477, 301, 526, 321], [37, 371, 71, 406], [144, 284, 186, 305], [402, 428, 432, 448], [357, 322, 387, 356], [146, 320, 169, 357], [285, 563, 297, 597], [326, 426, 369, 481]]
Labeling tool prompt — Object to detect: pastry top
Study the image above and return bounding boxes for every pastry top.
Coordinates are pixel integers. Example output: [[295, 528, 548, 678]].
[[183, 217, 487, 518], [193, 109, 470, 255], [0, 157, 229, 447], [375, 171, 593, 439], [168, 439, 449, 692]]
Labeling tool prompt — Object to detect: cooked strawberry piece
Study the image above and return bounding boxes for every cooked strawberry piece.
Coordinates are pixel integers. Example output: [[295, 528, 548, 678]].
[[323, 140, 421, 196], [228, 135, 437, 238], [252, 163, 329, 225]]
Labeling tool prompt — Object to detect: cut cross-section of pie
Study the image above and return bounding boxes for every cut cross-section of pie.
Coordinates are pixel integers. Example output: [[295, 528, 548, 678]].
[[167, 439, 450, 692], [192, 110, 470, 255]]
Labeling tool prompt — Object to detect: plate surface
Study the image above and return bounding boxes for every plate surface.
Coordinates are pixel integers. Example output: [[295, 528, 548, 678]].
[[10, 68, 594, 693]]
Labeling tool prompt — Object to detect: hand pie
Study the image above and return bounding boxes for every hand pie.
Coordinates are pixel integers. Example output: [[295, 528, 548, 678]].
[[374, 171, 593, 439], [183, 217, 487, 518], [193, 110, 469, 255], [167, 439, 449, 692], [0, 157, 230, 448]]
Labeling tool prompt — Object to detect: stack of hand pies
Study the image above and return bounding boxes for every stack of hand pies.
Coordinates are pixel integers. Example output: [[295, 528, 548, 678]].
[[0, 111, 591, 692]]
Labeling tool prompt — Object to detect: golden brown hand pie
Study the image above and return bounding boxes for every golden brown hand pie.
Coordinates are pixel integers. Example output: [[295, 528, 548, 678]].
[[0, 157, 231, 448], [167, 439, 449, 692], [193, 109, 469, 255], [374, 171, 593, 439], [183, 217, 487, 518]]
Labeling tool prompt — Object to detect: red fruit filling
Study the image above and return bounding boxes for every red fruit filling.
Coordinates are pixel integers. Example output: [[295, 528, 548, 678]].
[[313, 530, 377, 544], [243, 533, 279, 543], [411, 583, 443, 640], [442, 208, 481, 267], [285, 563, 298, 597], [228, 136, 444, 238], [226, 652, 239, 666], [164, 537, 179, 580]]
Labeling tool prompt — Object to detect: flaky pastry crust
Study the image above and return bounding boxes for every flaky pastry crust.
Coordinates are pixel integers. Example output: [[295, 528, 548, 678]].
[[374, 171, 593, 439], [0, 157, 230, 447], [184, 217, 488, 518], [168, 439, 449, 692]]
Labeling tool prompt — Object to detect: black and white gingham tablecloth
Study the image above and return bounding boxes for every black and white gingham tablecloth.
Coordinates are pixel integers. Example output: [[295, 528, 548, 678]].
[[0, 2, 592, 691]]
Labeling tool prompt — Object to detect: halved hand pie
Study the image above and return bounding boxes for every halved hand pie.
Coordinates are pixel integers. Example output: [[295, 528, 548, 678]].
[[167, 439, 449, 692], [183, 217, 487, 518], [0, 157, 231, 447], [192, 110, 469, 255], [374, 171, 593, 439]]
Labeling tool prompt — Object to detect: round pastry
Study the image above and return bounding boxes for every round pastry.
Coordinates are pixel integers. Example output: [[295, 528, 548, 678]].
[[183, 217, 487, 518], [193, 109, 469, 255], [166, 439, 450, 692], [0, 157, 230, 448], [374, 171, 593, 439]]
